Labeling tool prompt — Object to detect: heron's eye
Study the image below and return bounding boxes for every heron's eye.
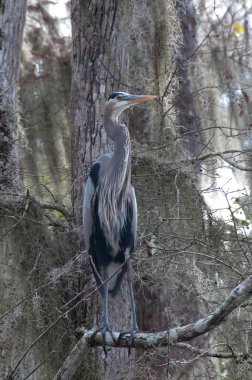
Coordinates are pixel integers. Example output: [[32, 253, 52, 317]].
[[116, 95, 123, 100]]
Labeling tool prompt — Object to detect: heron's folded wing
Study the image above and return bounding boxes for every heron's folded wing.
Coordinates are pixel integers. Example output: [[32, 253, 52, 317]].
[[83, 176, 95, 251], [128, 185, 137, 249]]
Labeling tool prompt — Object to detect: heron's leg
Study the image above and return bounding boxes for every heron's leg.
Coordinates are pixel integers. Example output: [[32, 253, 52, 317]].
[[102, 281, 109, 325], [127, 261, 138, 333], [119, 260, 138, 355], [92, 281, 116, 356]]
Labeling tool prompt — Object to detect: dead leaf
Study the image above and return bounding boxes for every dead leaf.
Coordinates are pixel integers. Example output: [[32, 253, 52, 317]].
[[224, 69, 233, 81], [242, 90, 249, 103], [238, 103, 244, 116]]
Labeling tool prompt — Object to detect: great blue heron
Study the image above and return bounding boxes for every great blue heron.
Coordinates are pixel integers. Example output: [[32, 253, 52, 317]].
[[83, 91, 156, 351]]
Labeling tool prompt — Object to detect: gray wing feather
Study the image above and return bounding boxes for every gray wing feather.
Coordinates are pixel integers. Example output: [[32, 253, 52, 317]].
[[83, 176, 95, 251], [83, 154, 112, 252], [129, 185, 137, 247]]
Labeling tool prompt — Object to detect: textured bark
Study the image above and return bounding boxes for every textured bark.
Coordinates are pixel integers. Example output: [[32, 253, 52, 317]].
[[174, 1, 202, 160], [0, 1, 31, 378], [0, 0, 27, 191], [0, 199, 42, 379]]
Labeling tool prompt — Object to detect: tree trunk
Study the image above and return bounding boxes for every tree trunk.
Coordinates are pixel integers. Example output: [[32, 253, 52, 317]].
[[0, 0, 27, 191], [0, 1, 44, 378], [70, 1, 205, 379], [0, 0, 27, 375]]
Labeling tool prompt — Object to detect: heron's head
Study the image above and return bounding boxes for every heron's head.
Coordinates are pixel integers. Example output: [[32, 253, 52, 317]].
[[106, 91, 156, 121]]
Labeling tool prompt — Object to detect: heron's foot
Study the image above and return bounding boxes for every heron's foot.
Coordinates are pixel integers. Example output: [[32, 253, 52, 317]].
[[118, 327, 138, 356], [92, 322, 117, 356]]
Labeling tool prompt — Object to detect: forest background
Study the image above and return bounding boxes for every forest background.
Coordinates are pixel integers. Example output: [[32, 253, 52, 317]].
[[1, 1, 252, 379]]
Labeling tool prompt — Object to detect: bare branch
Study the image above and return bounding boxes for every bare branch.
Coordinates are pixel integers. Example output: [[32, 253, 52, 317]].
[[195, 150, 252, 171], [196, 149, 252, 162], [53, 274, 252, 380], [219, 155, 252, 172], [53, 334, 89, 380], [39, 202, 72, 220], [171, 342, 250, 362], [157, 149, 252, 172]]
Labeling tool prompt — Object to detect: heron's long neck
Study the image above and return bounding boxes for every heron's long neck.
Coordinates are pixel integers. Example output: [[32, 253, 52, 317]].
[[104, 113, 131, 194], [113, 124, 131, 162], [99, 112, 131, 251]]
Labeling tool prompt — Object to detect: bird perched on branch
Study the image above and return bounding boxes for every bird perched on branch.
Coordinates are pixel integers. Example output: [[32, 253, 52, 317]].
[[83, 91, 156, 351]]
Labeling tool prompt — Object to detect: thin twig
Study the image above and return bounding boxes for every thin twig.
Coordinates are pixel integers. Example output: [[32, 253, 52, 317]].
[[162, 28, 214, 101]]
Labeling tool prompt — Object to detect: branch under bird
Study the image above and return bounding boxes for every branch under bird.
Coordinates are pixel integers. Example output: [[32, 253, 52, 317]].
[[83, 91, 156, 354]]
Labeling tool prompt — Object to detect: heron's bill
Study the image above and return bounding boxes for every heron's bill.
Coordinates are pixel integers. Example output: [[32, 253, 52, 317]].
[[128, 95, 156, 103]]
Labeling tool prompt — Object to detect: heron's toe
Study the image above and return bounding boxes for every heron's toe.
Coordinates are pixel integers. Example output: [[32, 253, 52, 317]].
[[92, 322, 116, 356], [118, 328, 138, 355]]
